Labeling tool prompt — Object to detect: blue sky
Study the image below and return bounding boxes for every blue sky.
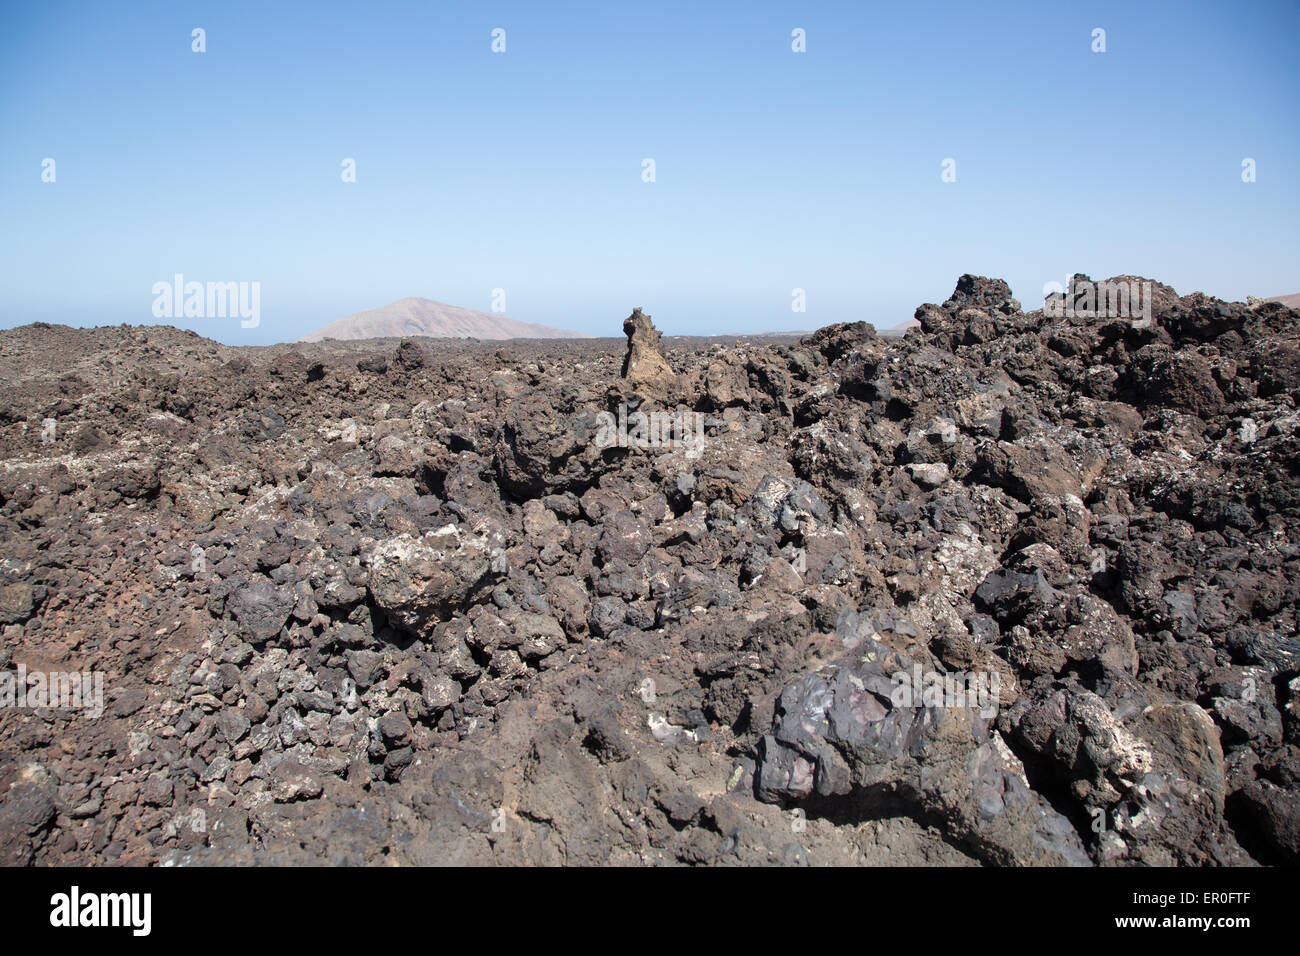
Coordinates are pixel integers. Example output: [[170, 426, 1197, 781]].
[[1, 0, 1297, 344]]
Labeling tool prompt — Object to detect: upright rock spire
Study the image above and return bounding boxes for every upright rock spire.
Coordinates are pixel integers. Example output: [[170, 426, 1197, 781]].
[[619, 307, 675, 399]]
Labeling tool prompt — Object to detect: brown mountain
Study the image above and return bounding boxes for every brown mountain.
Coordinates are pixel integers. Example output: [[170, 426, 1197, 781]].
[[299, 297, 591, 342]]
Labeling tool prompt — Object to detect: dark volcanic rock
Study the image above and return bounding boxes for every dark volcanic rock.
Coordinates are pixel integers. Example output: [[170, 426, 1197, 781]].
[[1, 273, 1297, 867], [228, 577, 296, 643], [755, 639, 1090, 866], [620, 307, 676, 399]]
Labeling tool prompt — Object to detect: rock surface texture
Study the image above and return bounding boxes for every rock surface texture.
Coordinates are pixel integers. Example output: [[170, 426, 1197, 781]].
[[619, 308, 677, 400], [0, 275, 1298, 866]]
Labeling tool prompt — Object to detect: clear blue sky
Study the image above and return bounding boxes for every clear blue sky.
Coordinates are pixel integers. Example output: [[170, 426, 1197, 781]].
[[2, 0, 1297, 344]]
